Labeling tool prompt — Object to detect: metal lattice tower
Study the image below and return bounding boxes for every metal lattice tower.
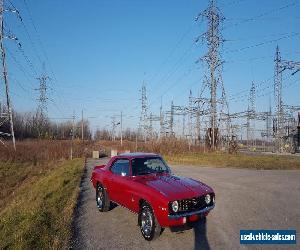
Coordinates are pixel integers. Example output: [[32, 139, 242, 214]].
[[139, 83, 148, 141], [159, 103, 166, 137], [36, 68, 49, 118], [0, 0, 15, 150], [195, 93, 201, 145], [274, 46, 284, 152], [169, 101, 174, 136], [196, 0, 226, 150], [247, 81, 256, 148], [188, 90, 193, 143], [274, 46, 300, 152], [35, 65, 49, 137]]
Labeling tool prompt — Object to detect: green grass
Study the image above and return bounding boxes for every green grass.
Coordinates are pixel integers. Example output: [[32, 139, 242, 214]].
[[165, 152, 300, 170], [0, 159, 84, 249]]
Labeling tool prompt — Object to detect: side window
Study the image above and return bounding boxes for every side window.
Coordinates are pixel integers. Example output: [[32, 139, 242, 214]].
[[111, 159, 130, 176]]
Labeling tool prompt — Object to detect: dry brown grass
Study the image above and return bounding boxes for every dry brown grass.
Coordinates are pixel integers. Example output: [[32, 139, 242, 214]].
[[165, 152, 300, 170], [0, 139, 89, 163], [0, 140, 88, 248], [97, 137, 204, 155], [97, 139, 300, 170]]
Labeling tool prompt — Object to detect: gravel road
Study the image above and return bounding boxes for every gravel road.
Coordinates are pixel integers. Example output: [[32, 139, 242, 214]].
[[71, 158, 300, 250]]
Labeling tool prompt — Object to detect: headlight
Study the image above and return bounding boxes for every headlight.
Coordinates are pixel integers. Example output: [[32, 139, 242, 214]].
[[205, 194, 211, 204], [171, 201, 179, 212]]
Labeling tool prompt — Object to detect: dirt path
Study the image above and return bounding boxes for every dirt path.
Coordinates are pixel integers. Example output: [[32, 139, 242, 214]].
[[71, 158, 300, 250]]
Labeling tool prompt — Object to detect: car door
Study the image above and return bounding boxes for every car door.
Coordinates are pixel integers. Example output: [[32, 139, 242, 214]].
[[108, 159, 132, 206]]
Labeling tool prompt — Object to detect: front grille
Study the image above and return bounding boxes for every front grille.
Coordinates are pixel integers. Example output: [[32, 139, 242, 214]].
[[169, 193, 214, 215]]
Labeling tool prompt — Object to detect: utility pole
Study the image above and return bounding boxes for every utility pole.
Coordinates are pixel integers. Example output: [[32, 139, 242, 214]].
[[120, 111, 123, 146], [81, 109, 84, 142], [0, 0, 15, 150], [70, 112, 75, 160], [111, 116, 115, 141], [182, 113, 186, 138], [111, 116, 120, 142], [196, 0, 225, 151], [297, 112, 300, 153]]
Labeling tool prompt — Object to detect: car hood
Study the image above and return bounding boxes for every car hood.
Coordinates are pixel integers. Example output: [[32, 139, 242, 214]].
[[134, 174, 213, 201]]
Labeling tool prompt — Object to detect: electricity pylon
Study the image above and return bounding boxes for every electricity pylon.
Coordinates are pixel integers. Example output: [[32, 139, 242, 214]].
[[0, 0, 16, 150]]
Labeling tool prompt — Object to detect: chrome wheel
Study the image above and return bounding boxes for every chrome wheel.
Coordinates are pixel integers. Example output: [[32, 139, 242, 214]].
[[140, 209, 153, 237], [139, 203, 162, 241], [96, 185, 103, 209]]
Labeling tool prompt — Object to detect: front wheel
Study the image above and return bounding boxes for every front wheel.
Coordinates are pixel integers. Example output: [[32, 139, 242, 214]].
[[96, 183, 110, 212], [138, 203, 162, 241]]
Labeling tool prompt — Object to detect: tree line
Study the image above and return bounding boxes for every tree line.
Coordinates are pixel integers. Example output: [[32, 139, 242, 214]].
[[0, 108, 92, 140]]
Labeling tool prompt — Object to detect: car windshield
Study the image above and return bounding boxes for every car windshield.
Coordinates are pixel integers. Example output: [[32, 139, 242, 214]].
[[131, 157, 170, 176]]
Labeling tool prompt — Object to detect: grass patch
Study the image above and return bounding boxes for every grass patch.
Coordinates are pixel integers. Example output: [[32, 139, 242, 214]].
[[165, 152, 300, 170], [0, 159, 84, 249], [0, 161, 60, 210]]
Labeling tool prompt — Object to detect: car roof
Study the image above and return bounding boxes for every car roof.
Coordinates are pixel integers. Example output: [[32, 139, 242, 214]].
[[117, 152, 160, 159]]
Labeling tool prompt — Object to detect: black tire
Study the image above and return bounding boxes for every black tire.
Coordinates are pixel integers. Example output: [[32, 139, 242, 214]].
[[96, 183, 110, 212], [138, 202, 162, 241]]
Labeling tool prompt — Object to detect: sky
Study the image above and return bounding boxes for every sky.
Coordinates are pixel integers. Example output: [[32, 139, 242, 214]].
[[1, 0, 300, 134]]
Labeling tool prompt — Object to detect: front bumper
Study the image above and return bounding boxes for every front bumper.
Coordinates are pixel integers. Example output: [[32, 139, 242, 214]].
[[168, 204, 215, 220]]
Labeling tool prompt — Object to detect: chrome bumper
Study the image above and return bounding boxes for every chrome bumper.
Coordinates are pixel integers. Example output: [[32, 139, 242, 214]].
[[168, 204, 215, 219]]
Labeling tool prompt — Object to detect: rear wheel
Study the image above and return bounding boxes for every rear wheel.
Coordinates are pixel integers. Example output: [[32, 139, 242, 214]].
[[96, 183, 110, 212], [138, 202, 161, 241]]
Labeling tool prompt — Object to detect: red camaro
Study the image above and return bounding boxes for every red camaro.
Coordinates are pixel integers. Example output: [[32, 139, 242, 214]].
[[91, 152, 215, 241]]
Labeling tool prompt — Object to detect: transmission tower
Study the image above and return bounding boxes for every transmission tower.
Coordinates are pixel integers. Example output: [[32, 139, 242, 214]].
[[159, 103, 166, 137], [170, 101, 175, 136], [35, 65, 49, 138], [196, 0, 227, 150], [274, 46, 284, 152], [247, 81, 256, 148], [36, 68, 49, 117], [0, 0, 15, 150], [139, 82, 149, 141], [274, 45, 300, 152], [188, 90, 194, 143]]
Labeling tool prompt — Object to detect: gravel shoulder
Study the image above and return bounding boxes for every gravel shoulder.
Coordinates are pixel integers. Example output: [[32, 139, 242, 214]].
[[71, 158, 300, 250]]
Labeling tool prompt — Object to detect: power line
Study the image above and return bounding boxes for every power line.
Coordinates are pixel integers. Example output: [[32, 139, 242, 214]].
[[224, 32, 299, 54], [8, 0, 44, 66], [148, 23, 195, 85], [22, 0, 72, 113], [223, 1, 299, 30], [148, 43, 195, 103]]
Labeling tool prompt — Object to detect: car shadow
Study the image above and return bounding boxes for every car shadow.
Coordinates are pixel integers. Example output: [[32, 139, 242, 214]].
[[109, 202, 118, 211], [170, 217, 210, 250]]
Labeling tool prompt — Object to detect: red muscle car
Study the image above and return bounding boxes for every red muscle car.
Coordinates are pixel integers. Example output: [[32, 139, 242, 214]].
[[91, 152, 215, 241]]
